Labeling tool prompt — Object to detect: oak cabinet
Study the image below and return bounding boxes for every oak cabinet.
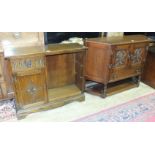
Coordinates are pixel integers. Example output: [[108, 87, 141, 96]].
[[85, 35, 150, 97], [10, 55, 47, 107], [4, 43, 86, 119]]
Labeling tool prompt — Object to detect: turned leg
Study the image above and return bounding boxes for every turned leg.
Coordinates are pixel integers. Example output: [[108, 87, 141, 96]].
[[101, 84, 107, 98], [137, 75, 141, 87], [132, 76, 137, 84]]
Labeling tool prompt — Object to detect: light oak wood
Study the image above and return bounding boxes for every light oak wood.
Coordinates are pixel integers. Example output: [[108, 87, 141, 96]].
[[48, 84, 81, 102], [3, 42, 86, 119]]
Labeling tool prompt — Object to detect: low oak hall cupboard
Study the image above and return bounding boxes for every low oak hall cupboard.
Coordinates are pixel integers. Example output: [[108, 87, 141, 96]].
[[85, 35, 150, 97]]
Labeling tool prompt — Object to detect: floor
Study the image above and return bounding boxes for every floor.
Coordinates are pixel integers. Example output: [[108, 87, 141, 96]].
[[18, 82, 155, 122]]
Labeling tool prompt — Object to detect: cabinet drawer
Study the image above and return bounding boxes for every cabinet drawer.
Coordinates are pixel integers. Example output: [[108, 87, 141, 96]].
[[10, 55, 45, 73], [110, 67, 142, 82]]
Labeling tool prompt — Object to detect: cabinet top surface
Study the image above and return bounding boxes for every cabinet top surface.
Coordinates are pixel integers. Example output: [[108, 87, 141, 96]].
[[86, 35, 151, 45], [4, 46, 45, 58], [4, 43, 87, 58], [46, 43, 87, 55]]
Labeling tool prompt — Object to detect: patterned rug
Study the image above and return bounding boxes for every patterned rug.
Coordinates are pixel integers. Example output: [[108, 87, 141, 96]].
[[74, 92, 155, 122], [0, 99, 17, 122]]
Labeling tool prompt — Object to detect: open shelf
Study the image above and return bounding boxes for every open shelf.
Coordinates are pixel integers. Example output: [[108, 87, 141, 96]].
[[48, 84, 81, 102], [86, 78, 138, 97]]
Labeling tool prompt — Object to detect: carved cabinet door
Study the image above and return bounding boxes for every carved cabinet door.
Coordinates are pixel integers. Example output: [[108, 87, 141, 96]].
[[14, 69, 47, 109], [110, 44, 131, 81], [130, 43, 148, 67], [10, 54, 48, 109]]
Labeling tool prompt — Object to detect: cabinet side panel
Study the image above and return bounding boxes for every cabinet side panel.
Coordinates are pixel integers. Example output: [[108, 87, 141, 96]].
[[75, 51, 85, 91], [142, 52, 155, 88], [85, 42, 111, 84]]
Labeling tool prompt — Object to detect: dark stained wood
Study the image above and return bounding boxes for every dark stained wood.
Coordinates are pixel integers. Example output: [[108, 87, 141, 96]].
[[85, 41, 112, 84], [85, 35, 150, 97], [86, 35, 151, 45], [142, 45, 155, 88], [86, 78, 138, 97]]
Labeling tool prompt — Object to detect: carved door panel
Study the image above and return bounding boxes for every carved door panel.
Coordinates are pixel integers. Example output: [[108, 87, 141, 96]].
[[129, 43, 148, 75], [130, 43, 148, 66], [110, 44, 131, 81], [112, 45, 130, 68], [14, 69, 47, 108]]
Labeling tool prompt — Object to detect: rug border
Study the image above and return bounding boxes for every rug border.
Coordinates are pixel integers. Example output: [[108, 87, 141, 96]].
[[73, 92, 155, 122]]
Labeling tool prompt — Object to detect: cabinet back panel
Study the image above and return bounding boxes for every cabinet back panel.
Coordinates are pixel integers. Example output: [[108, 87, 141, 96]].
[[46, 53, 75, 88]]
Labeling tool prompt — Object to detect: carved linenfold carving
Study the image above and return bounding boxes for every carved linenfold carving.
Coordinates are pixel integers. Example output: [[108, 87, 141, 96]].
[[115, 50, 127, 67], [130, 48, 142, 64]]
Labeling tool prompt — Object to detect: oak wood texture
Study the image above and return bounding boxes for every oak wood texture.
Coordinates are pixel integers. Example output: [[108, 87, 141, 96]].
[[86, 78, 138, 97], [45, 43, 86, 111], [46, 53, 75, 88], [142, 45, 155, 88], [48, 84, 81, 102], [86, 35, 151, 45], [4, 46, 45, 58], [85, 35, 150, 98], [0, 48, 12, 99], [5, 43, 86, 119]]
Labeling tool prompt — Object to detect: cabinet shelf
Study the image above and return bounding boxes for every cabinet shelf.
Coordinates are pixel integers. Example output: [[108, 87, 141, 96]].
[[48, 84, 81, 102], [86, 78, 138, 97]]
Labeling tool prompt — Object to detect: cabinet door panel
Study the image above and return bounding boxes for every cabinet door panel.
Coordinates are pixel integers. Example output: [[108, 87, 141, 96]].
[[14, 69, 47, 108], [112, 44, 130, 68], [110, 44, 131, 81], [130, 43, 148, 66]]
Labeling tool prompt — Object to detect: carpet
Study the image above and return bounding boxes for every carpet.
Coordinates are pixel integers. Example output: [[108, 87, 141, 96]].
[[0, 99, 17, 122], [74, 92, 155, 122]]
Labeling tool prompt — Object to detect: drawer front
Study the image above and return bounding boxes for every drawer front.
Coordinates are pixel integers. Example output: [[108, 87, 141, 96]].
[[10, 55, 45, 73], [110, 66, 142, 82]]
